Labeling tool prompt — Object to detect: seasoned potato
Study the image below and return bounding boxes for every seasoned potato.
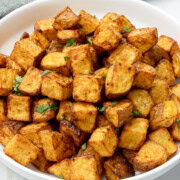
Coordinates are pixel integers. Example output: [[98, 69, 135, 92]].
[[0, 99, 8, 122], [172, 52, 180, 77], [46, 40, 64, 53], [127, 89, 154, 117], [104, 153, 134, 180], [7, 94, 32, 122], [149, 78, 169, 105], [134, 140, 167, 172], [20, 122, 52, 148], [53, 6, 79, 30], [170, 94, 180, 113], [150, 101, 178, 130], [89, 46, 99, 69], [73, 75, 104, 103], [170, 84, 180, 101], [119, 118, 149, 151], [127, 27, 158, 53], [148, 128, 178, 158], [0, 53, 7, 68], [89, 126, 118, 157], [105, 62, 135, 99], [169, 114, 180, 141], [19, 67, 42, 96], [4, 134, 39, 166], [94, 67, 108, 79], [122, 149, 137, 166], [41, 72, 72, 101]]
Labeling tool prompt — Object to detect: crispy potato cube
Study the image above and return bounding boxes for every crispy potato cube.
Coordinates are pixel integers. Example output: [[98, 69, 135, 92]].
[[103, 100, 133, 128], [95, 67, 108, 78], [170, 94, 180, 113], [134, 141, 167, 172], [41, 72, 72, 101], [122, 149, 137, 166], [70, 155, 101, 180], [48, 158, 71, 179], [53, 7, 79, 30], [60, 120, 87, 147], [0, 53, 7, 68], [7, 94, 32, 122], [20, 122, 52, 148], [89, 126, 118, 157], [172, 52, 180, 77], [156, 59, 175, 84], [105, 62, 135, 98], [170, 84, 180, 101], [149, 78, 169, 105], [104, 153, 134, 180], [19, 67, 42, 96], [47, 40, 64, 53], [119, 118, 149, 150], [4, 134, 39, 166], [150, 101, 178, 130], [0, 99, 7, 122], [0, 69, 19, 96], [39, 130, 75, 162], [127, 27, 158, 53], [128, 89, 154, 117], [148, 128, 177, 158], [10, 38, 45, 71], [0, 120, 25, 146], [72, 102, 97, 132], [78, 10, 100, 35], [157, 35, 179, 60], [73, 75, 104, 103], [34, 18, 57, 41], [89, 46, 99, 69], [33, 98, 56, 123], [40, 52, 70, 76], [133, 62, 156, 89], [169, 115, 180, 141]]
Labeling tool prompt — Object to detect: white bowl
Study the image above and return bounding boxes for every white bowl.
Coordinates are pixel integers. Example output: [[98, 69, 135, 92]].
[[0, 0, 180, 179]]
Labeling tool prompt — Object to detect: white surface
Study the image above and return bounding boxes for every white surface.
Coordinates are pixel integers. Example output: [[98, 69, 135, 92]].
[[0, 0, 180, 179]]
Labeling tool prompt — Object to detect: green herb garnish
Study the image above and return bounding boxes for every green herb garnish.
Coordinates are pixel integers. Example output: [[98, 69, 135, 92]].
[[65, 38, 77, 46], [88, 70, 94, 74], [61, 115, 65, 120], [93, 15, 97, 18], [77, 24, 86, 33], [176, 118, 180, 128], [82, 143, 86, 150], [122, 26, 132, 33], [101, 75, 106, 80], [133, 110, 141, 118], [12, 76, 23, 96], [70, 76, 73, 80], [64, 56, 70, 61], [42, 70, 56, 75], [87, 37, 93, 45], [59, 173, 63, 179], [111, 102, 118, 107], [97, 106, 106, 113], [35, 104, 58, 115]]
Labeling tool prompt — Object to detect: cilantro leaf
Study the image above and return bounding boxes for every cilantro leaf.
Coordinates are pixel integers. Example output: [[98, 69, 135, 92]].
[[12, 76, 23, 96], [111, 102, 118, 107], [93, 15, 97, 18], [70, 76, 73, 80], [101, 75, 106, 80], [42, 70, 56, 75], [122, 26, 132, 33], [82, 143, 86, 150], [65, 38, 77, 47], [133, 110, 141, 118], [61, 115, 65, 120], [64, 56, 70, 61], [87, 37, 93, 45], [59, 173, 63, 179], [97, 106, 106, 113], [35, 103, 58, 115], [88, 70, 94, 74], [77, 24, 86, 33], [176, 118, 180, 128]]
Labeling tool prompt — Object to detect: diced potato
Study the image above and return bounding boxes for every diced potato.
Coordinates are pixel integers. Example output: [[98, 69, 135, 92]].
[[134, 141, 167, 172], [7, 94, 32, 122], [103, 100, 133, 128], [150, 101, 178, 130], [156, 59, 175, 84], [10, 38, 45, 71], [148, 128, 178, 158], [0, 99, 8, 122], [127, 27, 158, 53], [172, 52, 180, 77], [34, 18, 57, 41], [170, 84, 180, 101], [127, 89, 154, 117], [105, 62, 135, 98], [73, 75, 104, 103], [41, 72, 72, 101], [169, 115, 180, 141], [149, 78, 169, 105], [39, 130, 75, 162], [119, 118, 149, 150], [170, 94, 180, 113], [46, 40, 64, 53], [20, 122, 52, 148], [72, 102, 97, 132], [89, 126, 118, 157], [0, 69, 19, 96], [122, 149, 137, 166], [89, 46, 99, 70], [133, 62, 156, 89], [104, 153, 134, 180], [94, 67, 108, 79], [0, 53, 7, 68], [53, 6, 79, 30], [19, 67, 42, 96], [4, 134, 39, 166]]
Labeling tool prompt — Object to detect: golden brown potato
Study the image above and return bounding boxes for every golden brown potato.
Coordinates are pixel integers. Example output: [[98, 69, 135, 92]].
[[53, 6, 79, 30], [89, 46, 99, 70], [127, 89, 154, 117], [122, 149, 137, 166], [133, 62, 156, 89], [170, 84, 180, 101], [150, 101, 178, 130], [7, 94, 32, 122], [134, 140, 167, 172], [170, 94, 180, 113], [169, 115, 180, 141], [0, 53, 7, 68], [148, 128, 178, 158], [94, 67, 108, 79], [172, 52, 180, 78], [0, 99, 7, 122], [46, 40, 64, 53], [119, 118, 149, 151], [89, 125, 118, 157], [105, 62, 135, 99], [127, 27, 158, 53], [73, 75, 104, 103], [4, 134, 40, 166]]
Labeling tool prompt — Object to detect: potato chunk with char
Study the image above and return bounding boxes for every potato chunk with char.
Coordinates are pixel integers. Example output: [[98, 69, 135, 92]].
[[122, 149, 137, 166], [119, 118, 149, 151], [169, 115, 180, 141], [95, 67, 108, 78], [127, 27, 158, 53], [105, 62, 135, 99], [7, 94, 32, 122], [170, 84, 180, 101], [89, 126, 118, 157], [0, 99, 7, 122], [73, 75, 104, 103], [127, 89, 154, 117], [0, 53, 7, 68], [172, 52, 180, 77], [134, 141, 167, 172], [4, 134, 39, 166], [41, 72, 72, 101]]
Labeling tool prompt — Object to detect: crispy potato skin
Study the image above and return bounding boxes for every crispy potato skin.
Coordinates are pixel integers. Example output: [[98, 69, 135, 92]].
[[0, 53, 7, 68], [0, 99, 8, 122], [172, 52, 180, 78], [122, 149, 137, 166], [170, 84, 180, 101], [169, 114, 180, 141]]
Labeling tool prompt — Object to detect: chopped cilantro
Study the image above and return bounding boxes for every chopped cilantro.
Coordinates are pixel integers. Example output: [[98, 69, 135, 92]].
[[88, 70, 94, 74], [42, 70, 56, 75], [101, 75, 106, 80], [176, 118, 180, 128], [12, 76, 23, 96], [93, 15, 97, 18], [64, 56, 70, 61], [35, 103, 58, 115], [133, 110, 141, 118], [82, 143, 86, 150], [97, 106, 106, 113], [65, 38, 77, 46], [87, 37, 93, 45], [61, 115, 65, 120], [59, 173, 63, 179], [70, 76, 73, 80], [122, 26, 132, 33], [111, 102, 118, 107]]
